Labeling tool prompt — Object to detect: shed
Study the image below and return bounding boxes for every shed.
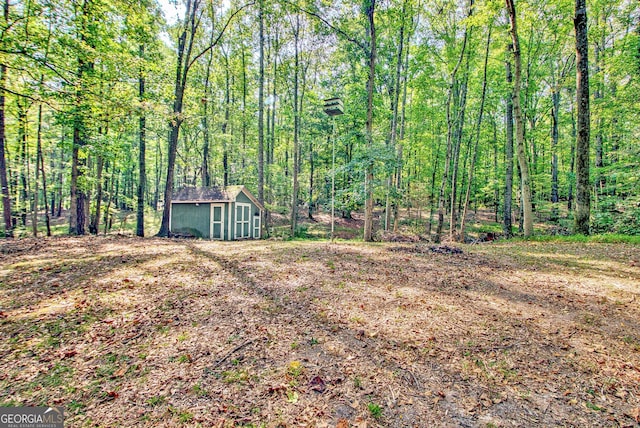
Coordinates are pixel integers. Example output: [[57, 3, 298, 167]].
[[170, 186, 264, 240]]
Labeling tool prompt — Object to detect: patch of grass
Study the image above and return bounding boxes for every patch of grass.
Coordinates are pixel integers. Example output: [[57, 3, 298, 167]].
[[349, 315, 365, 325], [513, 234, 640, 245], [192, 383, 208, 397], [286, 390, 299, 404], [147, 395, 165, 406], [168, 406, 194, 423], [368, 402, 383, 420], [155, 325, 170, 335], [67, 400, 85, 414], [353, 376, 362, 389], [585, 401, 603, 411], [222, 369, 249, 384], [582, 313, 600, 326], [177, 354, 192, 364], [32, 362, 73, 388], [287, 361, 303, 378]]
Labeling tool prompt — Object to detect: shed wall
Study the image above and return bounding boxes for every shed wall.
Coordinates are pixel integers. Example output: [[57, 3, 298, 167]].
[[171, 203, 211, 238]]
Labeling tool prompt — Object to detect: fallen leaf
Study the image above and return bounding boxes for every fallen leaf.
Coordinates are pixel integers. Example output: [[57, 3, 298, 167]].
[[353, 417, 367, 428], [61, 350, 77, 359], [336, 419, 349, 428], [113, 367, 127, 377], [309, 376, 326, 393]]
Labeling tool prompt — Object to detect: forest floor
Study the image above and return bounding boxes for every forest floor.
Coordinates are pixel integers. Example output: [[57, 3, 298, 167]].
[[0, 236, 639, 427]]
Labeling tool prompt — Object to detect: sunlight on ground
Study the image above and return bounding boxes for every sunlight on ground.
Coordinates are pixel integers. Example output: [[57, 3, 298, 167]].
[[0, 237, 638, 426]]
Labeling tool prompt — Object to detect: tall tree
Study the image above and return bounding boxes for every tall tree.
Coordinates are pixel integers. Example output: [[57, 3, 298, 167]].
[[459, 23, 492, 240], [69, 0, 96, 236], [506, 0, 534, 237], [574, 0, 590, 234], [257, 0, 265, 223], [363, 0, 376, 242], [290, 13, 301, 236], [0, 0, 13, 237], [503, 51, 514, 237], [157, 1, 250, 236], [137, 44, 146, 237], [434, 1, 471, 243]]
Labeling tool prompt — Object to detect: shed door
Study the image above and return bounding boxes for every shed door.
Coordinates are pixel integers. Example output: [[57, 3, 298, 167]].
[[210, 204, 224, 240], [235, 203, 251, 239]]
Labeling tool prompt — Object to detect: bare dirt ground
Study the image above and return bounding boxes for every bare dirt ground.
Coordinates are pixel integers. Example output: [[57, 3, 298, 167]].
[[0, 236, 639, 427]]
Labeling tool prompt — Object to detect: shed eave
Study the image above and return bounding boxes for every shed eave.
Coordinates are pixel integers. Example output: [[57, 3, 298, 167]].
[[171, 200, 229, 204]]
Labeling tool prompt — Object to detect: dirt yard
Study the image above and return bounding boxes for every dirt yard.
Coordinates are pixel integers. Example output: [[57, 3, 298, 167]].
[[0, 237, 639, 427]]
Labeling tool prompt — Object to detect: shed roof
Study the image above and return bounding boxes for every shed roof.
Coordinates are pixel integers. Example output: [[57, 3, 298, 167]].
[[172, 186, 264, 210]]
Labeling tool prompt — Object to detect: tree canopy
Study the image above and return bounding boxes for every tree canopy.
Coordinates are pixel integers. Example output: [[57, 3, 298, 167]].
[[1, 0, 639, 239]]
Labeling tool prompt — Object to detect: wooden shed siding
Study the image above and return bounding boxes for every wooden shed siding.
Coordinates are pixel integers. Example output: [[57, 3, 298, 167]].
[[170, 188, 262, 240], [171, 203, 211, 238]]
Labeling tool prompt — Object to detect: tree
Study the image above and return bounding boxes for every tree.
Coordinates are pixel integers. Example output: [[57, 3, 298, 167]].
[[157, 1, 251, 237], [503, 51, 514, 237], [363, 0, 376, 242], [574, 0, 590, 234], [506, 0, 534, 237], [1, 0, 13, 237]]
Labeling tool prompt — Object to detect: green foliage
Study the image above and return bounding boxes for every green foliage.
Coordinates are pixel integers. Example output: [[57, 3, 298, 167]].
[[592, 197, 640, 235], [1, 0, 638, 241], [367, 401, 383, 420]]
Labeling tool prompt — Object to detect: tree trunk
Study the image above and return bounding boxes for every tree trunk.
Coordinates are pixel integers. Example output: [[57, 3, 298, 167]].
[[550, 86, 560, 221], [594, 38, 604, 193], [503, 55, 514, 237], [158, 0, 197, 237], [435, 4, 470, 243], [385, 0, 406, 231], [290, 14, 300, 237], [492, 118, 499, 222], [69, 0, 93, 236], [201, 48, 212, 188], [35, 105, 51, 236], [363, 0, 376, 242], [0, 0, 12, 237], [33, 108, 40, 237], [241, 42, 247, 174], [568, 100, 576, 211], [257, 0, 265, 222], [90, 155, 104, 234], [506, 0, 534, 237], [574, 0, 591, 235], [222, 48, 231, 187], [18, 102, 28, 228], [137, 44, 146, 237], [55, 144, 63, 217], [308, 138, 314, 219], [394, 31, 410, 232], [459, 24, 491, 240], [449, 64, 470, 240]]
